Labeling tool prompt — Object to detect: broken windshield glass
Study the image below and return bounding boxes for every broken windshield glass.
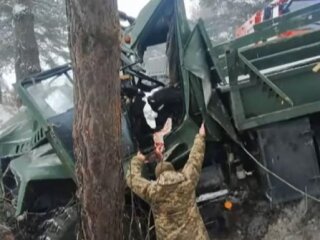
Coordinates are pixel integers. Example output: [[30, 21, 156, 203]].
[[26, 70, 74, 119]]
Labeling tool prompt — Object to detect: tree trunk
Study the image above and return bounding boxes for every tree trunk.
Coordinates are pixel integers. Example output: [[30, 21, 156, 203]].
[[0, 224, 14, 240], [66, 0, 124, 239], [13, 0, 41, 82]]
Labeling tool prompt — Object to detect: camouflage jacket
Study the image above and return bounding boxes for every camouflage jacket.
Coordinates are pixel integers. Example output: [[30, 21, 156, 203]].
[[126, 134, 209, 240]]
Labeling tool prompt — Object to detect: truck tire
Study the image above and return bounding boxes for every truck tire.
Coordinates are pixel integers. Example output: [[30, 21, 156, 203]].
[[38, 206, 77, 240]]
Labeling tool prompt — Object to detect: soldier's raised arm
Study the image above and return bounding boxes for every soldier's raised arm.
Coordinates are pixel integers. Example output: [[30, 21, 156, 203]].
[[126, 152, 154, 202], [182, 124, 206, 188]]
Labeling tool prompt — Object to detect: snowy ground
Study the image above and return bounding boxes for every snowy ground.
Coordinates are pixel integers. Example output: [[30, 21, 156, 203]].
[[263, 200, 320, 240], [204, 186, 320, 240], [204, 199, 320, 240]]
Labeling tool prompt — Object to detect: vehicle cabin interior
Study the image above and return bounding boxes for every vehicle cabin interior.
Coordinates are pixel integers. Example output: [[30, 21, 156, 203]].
[[120, 4, 185, 155]]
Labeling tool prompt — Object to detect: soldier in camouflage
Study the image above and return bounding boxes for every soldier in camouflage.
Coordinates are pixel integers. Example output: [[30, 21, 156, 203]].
[[126, 124, 209, 240]]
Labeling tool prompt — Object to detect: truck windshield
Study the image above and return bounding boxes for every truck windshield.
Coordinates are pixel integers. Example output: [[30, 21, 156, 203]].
[[26, 70, 74, 119]]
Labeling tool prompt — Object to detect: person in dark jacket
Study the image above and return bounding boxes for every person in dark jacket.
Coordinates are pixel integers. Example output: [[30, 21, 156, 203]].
[[126, 124, 209, 240]]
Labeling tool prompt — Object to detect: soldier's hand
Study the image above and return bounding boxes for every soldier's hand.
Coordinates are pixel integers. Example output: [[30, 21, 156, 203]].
[[137, 151, 146, 162], [199, 123, 206, 137]]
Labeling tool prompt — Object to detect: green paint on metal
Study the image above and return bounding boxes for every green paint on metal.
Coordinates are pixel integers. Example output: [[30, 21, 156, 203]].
[[238, 51, 294, 106], [129, 0, 174, 56], [238, 100, 320, 130], [197, 20, 227, 84], [183, 23, 237, 141], [15, 71, 76, 179], [225, 50, 246, 130], [229, 60, 320, 130], [10, 143, 72, 215], [129, 0, 163, 49], [189, 74, 221, 141], [183, 25, 213, 104], [175, 0, 191, 47], [164, 117, 199, 165], [47, 129, 76, 180], [174, 0, 191, 115], [0, 109, 47, 158], [220, 7, 320, 130]]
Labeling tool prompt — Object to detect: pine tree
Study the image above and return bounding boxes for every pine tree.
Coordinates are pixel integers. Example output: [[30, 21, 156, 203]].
[[66, 0, 124, 239], [13, 0, 41, 81], [0, 0, 69, 80], [194, 0, 267, 44]]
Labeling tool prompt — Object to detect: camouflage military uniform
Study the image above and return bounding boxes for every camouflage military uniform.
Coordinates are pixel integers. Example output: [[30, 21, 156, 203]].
[[126, 134, 209, 240]]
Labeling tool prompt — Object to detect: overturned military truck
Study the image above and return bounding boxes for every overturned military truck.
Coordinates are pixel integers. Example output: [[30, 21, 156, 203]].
[[1, 0, 320, 238]]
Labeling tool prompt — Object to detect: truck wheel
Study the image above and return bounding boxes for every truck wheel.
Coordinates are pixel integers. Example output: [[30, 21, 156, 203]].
[[38, 206, 77, 240]]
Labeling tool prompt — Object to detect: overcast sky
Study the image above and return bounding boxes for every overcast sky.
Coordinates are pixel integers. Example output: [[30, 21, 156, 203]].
[[118, 0, 195, 17], [118, 0, 150, 17]]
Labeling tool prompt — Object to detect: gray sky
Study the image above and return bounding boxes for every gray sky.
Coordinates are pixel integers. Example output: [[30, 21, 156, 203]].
[[118, 0, 150, 17], [118, 0, 195, 18]]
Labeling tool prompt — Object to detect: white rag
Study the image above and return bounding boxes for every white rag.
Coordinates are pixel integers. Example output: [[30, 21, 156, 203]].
[[142, 87, 162, 129]]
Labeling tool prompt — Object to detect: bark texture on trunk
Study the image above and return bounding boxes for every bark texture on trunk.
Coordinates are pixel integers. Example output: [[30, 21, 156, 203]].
[[0, 224, 14, 240], [66, 0, 124, 239], [13, 0, 41, 81]]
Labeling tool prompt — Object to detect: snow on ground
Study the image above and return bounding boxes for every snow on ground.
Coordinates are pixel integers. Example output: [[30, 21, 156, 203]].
[[208, 198, 320, 240], [263, 200, 320, 240], [0, 104, 17, 127]]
